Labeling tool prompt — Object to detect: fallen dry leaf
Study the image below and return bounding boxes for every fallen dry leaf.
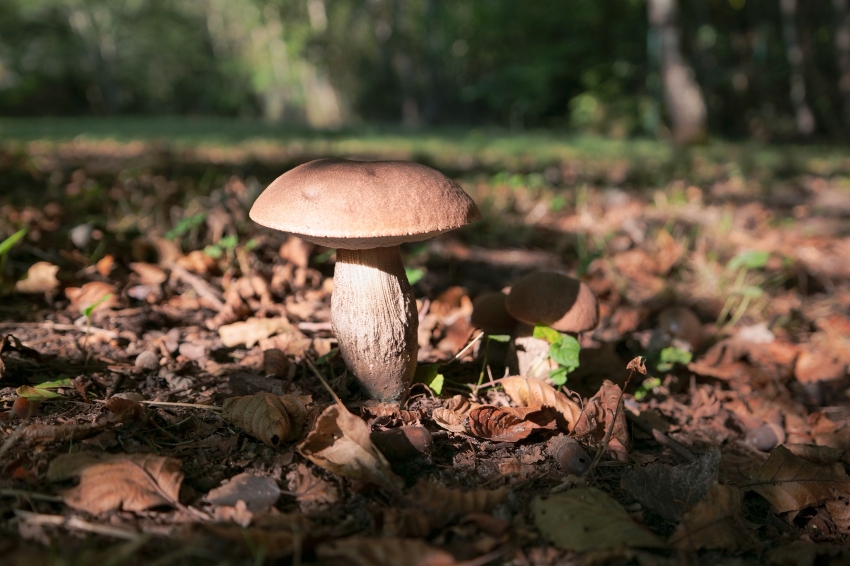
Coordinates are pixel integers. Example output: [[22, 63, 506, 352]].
[[130, 262, 168, 285], [748, 445, 850, 519], [15, 262, 59, 294], [317, 537, 457, 566], [65, 281, 118, 313], [49, 452, 183, 515], [621, 449, 720, 521], [573, 380, 630, 459], [279, 235, 313, 268], [206, 472, 281, 513], [501, 376, 582, 430], [467, 405, 558, 442], [432, 395, 479, 433], [262, 348, 289, 378], [533, 488, 664, 551], [222, 392, 307, 447], [669, 484, 758, 552], [765, 541, 850, 566], [218, 317, 297, 348], [287, 463, 339, 516], [299, 404, 403, 491]]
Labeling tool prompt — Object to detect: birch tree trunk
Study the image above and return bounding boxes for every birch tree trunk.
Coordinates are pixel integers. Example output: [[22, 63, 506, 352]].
[[647, 0, 707, 144], [780, 0, 815, 136], [834, 0, 850, 134]]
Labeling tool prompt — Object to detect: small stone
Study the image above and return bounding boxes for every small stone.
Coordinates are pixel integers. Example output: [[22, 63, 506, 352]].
[[746, 422, 785, 452], [179, 342, 206, 361], [70, 223, 93, 249], [134, 351, 160, 370]]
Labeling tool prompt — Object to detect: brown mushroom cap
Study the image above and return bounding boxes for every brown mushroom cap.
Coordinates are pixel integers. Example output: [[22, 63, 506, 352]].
[[249, 158, 481, 249], [505, 272, 599, 333], [657, 306, 703, 351], [470, 291, 517, 333]]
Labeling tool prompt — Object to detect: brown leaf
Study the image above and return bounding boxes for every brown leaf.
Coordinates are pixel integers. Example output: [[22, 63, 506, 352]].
[[130, 262, 167, 285], [386, 480, 507, 536], [206, 472, 281, 513], [825, 497, 850, 533], [218, 317, 297, 348], [317, 537, 457, 566], [286, 463, 339, 516], [65, 281, 118, 313], [573, 380, 630, 458], [95, 254, 114, 276], [432, 395, 479, 433], [298, 404, 403, 491], [468, 405, 558, 442], [262, 348, 289, 378], [626, 356, 647, 374], [501, 376, 582, 431], [748, 445, 850, 519], [222, 392, 307, 447], [49, 453, 183, 515], [670, 484, 758, 552], [15, 262, 59, 294], [279, 235, 313, 268], [18, 422, 103, 443], [104, 396, 144, 422]]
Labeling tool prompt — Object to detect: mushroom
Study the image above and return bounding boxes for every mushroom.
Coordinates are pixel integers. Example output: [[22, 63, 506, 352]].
[[470, 291, 517, 335], [655, 305, 703, 352], [250, 158, 480, 402], [503, 272, 599, 379]]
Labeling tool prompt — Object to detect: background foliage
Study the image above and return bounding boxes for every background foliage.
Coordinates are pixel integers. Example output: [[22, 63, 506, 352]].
[[1, 0, 849, 140]]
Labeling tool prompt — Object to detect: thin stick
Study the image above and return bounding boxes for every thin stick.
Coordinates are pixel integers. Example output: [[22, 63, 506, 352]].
[[15, 510, 146, 541], [140, 400, 221, 412], [587, 363, 639, 476], [167, 262, 225, 311], [1, 489, 63, 502], [304, 357, 344, 407], [0, 321, 117, 339], [448, 331, 484, 363]]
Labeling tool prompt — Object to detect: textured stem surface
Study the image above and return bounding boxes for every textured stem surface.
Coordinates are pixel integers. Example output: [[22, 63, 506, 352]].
[[332, 246, 418, 401]]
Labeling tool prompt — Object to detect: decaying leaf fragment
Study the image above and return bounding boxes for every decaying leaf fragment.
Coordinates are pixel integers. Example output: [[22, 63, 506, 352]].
[[222, 392, 308, 447], [48, 452, 183, 515], [65, 281, 118, 313], [748, 444, 850, 519], [621, 449, 720, 521], [298, 404, 403, 491], [386, 479, 507, 537], [317, 537, 457, 566], [218, 317, 297, 348], [468, 405, 558, 442], [533, 488, 664, 551], [501, 376, 582, 430], [573, 380, 630, 459], [670, 484, 758, 552], [15, 261, 59, 294], [200, 512, 309, 559], [432, 395, 479, 433]]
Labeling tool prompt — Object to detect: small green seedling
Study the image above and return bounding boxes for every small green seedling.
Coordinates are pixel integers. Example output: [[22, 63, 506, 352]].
[[633, 377, 661, 401], [165, 212, 207, 241], [315, 348, 339, 366], [656, 346, 692, 372], [0, 228, 28, 280], [405, 266, 426, 286], [533, 325, 581, 386], [414, 363, 444, 394], [204, 234, 240, 259]]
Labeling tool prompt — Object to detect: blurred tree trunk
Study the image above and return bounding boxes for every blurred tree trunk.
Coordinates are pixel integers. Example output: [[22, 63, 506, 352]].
[[780, 0, 815, 136], [302, 0, 343, 128], [647, 0, 707, 144], [834, 0, 850, 134]]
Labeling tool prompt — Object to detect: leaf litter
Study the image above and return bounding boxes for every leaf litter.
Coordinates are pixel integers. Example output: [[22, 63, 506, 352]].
[[1, 144, 850, 563]]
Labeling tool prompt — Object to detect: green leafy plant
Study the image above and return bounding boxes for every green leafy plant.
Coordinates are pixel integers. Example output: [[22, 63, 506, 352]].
[[715, 249, 783, 331], [633, 377, 661, 401], [656, 346, 692, 372], [0, 228, 28, 281], [16, 377, 73, 400], [414, 363, 444, 395], [315, 348, 339, 366], [204, 234, 240, 259], [533, 325, 581, 386], [165, 212, 207, 241], [405, 266, 426, 286]]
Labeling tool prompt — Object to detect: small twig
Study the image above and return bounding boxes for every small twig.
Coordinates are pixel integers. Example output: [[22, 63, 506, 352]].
[[448, 331, 484, 364], [167, 262, 225, 311], [304, 357, 344, 407], [140, 400, 221, 412], [296, 322, 333, 332], [15, 510, 146, 541], [0, 321, 117, 339], [417, 298, 431, 323], [1, 489, 63, 502], [625, 412, 695, 462], [587, 358, 644, 476]]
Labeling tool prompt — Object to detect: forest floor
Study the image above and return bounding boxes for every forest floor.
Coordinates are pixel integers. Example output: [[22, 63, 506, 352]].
[[1, 120, 849, 565]]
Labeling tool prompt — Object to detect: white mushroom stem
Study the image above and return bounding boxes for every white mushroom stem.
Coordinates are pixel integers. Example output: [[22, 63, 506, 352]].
[[331, 246, 418, 402]]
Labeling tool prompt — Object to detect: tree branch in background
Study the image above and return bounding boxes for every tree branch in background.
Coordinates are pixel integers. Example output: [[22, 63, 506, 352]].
[[780, 0, 815, 137]]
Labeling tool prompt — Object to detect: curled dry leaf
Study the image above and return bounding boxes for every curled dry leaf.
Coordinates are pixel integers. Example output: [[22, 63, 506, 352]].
[[218, 317, 297, 348], [104, 396, 145, 422], [287, 463, 340, 516], [501, 376, 582, 431], [748, 444, 850, 520], [317, 537, 457, 566], [206, 472, 281, 513], [48, 452, 183, 515], [65, 281, 118, 313], [222, 392, 308, 447], [433, 395, 480, 433], [670, 484, 759, 552], [468, 405, 558, 442], [573, 379, 630, 459], [15, 261, 59, 294], [130, 262, 167, 285], [298, 404, 403, 491]]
